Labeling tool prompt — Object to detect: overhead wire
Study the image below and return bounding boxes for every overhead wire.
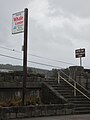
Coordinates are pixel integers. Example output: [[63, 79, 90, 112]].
[[0, 53, 62, 69], [0, 45, 76, 66], [0, 45, 90, 69]]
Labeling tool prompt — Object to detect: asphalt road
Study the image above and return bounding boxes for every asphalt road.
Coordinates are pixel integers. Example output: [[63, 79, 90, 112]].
[[13, 114, 90, 120]]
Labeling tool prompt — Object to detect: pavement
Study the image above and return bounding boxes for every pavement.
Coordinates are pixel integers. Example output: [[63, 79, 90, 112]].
[[12, 114, 90, 120]]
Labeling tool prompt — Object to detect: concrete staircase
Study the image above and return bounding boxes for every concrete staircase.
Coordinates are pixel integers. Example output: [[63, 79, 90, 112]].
[[44, 78, 90, 114]]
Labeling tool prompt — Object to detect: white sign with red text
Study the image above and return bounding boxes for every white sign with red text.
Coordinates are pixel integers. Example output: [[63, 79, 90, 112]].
[[12, 11, 24, 34]]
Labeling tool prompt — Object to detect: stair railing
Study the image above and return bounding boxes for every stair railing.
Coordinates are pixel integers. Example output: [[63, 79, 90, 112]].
[[59, 75, 90, 101], [59, 69, 90, 96]]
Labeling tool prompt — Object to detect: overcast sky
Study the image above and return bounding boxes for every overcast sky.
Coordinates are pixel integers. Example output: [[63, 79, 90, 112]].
[[0, 0, 90, 70]]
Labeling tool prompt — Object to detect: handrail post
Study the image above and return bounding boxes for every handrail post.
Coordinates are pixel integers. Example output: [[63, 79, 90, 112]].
[[74, 69, 76, 96], [58, 71, 60, 84], [74, 82, 76, 96]]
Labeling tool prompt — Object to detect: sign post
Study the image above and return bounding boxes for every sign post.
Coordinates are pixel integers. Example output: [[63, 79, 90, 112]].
[[80, 57, 82, 66], [12, 8, 28, 105], [75, 48, 85, 66], [22, 8, 28, 105]]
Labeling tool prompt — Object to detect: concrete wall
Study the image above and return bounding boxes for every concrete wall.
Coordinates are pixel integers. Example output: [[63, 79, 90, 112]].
[[0, 104, 74, 119], [41, 82, 67, 104], [0, 73, 42, 102], [69, 66, 90, 89]]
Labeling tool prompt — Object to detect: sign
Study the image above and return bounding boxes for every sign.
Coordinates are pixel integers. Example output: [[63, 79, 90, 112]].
[[75, 48, 85, 58], [12, 11, 24, 34]]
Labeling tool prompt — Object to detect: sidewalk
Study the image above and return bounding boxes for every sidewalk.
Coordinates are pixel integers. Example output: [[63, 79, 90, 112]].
[[13, 114, 90, 120]]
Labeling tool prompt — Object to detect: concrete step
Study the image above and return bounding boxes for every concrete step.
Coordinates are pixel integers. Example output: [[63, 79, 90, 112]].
[[52, 85, 74, 90], [72, 100, 90, 104], [75, 104, 90, 107], [75, 106, 90, 111], [45, 82, 58, 85], [59, 81, 74, 85], [59, 92, 74, 96], [64, 95, 84, 98], [57, 89, 74, 93], [74, 104, 90, 114], [74, 109, 90, 114], [68, 97, 88, 101]]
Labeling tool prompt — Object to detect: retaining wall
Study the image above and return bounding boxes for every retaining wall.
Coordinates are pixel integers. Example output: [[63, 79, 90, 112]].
[[0, 104, 74, 119]]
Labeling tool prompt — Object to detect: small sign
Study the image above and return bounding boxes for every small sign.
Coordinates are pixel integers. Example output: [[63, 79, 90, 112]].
[[75, 48, 85, 58], [12, 11, 24, 34]]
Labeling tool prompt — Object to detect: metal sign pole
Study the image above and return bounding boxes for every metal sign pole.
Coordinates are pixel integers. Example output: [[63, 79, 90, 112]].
[[80, 57, 82, 66], [22, 8, 28, 105]]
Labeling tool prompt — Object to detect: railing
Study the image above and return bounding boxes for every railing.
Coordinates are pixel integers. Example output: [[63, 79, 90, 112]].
[[59, 75, 90, 101], [68, 74, 90, 96], [59, 69, 90, 96]]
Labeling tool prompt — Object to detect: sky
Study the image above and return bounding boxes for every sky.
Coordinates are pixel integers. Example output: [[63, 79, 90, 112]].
[[0, 0, 90, 70]]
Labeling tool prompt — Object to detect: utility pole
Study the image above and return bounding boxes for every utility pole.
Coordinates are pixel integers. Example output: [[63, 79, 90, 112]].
[[22, 8, 28, 105]]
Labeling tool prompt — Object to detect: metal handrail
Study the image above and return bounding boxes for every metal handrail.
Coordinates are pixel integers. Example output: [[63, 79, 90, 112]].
[[59, 75, 90, 101], [59, 69, 90, 96]]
